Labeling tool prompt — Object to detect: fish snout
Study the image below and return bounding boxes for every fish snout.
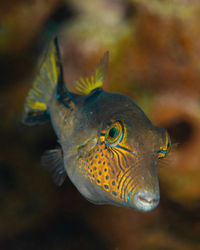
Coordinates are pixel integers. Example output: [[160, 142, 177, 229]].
[[132, 190, 160, 212]]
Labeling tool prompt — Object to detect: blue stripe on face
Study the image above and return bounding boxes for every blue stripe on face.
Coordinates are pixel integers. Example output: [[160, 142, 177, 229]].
[[123, 173, 138, 203], [117, 163, 137, 189], [126, 185, 136, 205], [114, 148, 129, 168], [160, 150, 167, 154], [115, 145, 136, 157], [154, 149, 167, 154]]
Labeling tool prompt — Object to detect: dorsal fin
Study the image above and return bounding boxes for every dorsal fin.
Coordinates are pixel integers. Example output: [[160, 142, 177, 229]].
[[75, 51, 109, 95]]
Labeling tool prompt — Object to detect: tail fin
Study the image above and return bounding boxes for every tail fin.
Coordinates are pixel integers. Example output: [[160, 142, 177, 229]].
[[23, 38, 62, 125]]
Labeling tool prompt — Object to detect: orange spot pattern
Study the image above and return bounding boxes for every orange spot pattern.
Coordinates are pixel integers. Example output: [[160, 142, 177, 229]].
[[85, 136, 137, 203]]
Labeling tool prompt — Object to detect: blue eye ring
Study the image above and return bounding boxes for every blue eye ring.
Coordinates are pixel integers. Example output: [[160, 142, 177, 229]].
[[105, 120, 123, 147]]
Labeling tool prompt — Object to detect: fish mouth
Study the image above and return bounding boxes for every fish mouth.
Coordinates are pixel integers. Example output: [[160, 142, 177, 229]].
[[132, 191, 160, 212]]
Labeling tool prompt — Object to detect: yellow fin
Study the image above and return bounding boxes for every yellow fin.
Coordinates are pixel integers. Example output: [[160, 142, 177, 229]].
[[76, 51, 109, 95], [24, 39, 60, 114], [23, 38, 62, 125]]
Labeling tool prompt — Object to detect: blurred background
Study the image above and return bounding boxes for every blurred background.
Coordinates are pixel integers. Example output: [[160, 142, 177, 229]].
[[1, 0, 200, 249]]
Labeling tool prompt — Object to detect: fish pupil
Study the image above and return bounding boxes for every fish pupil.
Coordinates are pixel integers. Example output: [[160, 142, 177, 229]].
[[109, 126, 118, 138]]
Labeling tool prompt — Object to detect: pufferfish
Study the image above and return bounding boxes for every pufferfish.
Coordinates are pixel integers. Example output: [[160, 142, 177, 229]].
[[23, 38, 171, 212]]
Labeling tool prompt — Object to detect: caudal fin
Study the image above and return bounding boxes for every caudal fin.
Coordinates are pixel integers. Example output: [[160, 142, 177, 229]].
[[23, 37, 62, 125]]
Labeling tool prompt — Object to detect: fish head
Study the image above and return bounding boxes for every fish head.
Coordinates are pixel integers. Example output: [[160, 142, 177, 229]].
[[76, 92, 171, 211]]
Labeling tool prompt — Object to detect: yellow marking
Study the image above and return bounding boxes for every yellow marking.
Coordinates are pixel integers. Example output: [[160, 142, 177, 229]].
[[76, 79, 103, 95], [28, 101, 47, 110], [23, 39, 61, 118], [158, 152, 165, 159], [79, 120, 138, 202], [158, 132, 171, 159], [80, 77, 86, 86], [163, 134, 168, 151], [90, 75, 94, 84], [75, 52, 108, 95], [76, 74, 103, 95], [84, 138, 136, 201], [51, 52, 58, 83]]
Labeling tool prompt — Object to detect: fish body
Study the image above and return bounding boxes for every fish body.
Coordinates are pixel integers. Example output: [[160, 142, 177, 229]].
[[23, 38, 171, 212]]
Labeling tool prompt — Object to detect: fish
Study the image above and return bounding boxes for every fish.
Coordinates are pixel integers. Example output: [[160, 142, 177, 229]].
[[22, 37, 171, 212]]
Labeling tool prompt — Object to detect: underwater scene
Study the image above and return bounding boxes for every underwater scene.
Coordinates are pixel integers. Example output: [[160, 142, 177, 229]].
[[1, 0, 200, 249]]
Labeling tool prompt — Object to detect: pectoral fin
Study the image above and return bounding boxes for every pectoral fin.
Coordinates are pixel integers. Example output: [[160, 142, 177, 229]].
[[41, 148, 66, 186], [78, 137, 98, 158]]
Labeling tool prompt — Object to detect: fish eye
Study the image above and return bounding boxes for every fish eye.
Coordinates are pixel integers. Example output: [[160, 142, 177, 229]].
[[105, 121, 123, 147], [157, 133, 171, 159], [109, 126, 118, 138]]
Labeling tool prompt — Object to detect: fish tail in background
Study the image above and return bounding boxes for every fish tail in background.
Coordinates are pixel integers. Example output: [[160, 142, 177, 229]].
[[22, 38, 63, 125]]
